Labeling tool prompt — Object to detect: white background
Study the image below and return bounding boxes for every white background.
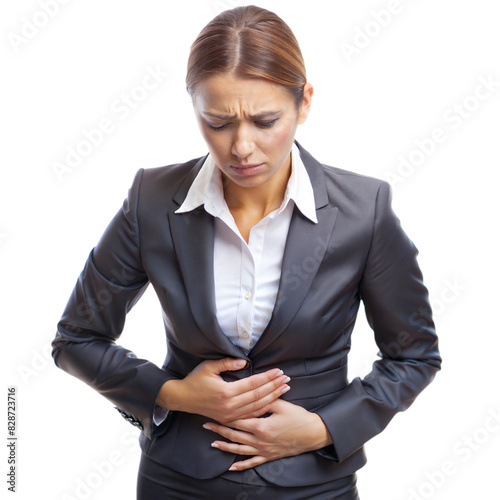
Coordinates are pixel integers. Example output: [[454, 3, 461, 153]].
[[1, 1, 499, 498]]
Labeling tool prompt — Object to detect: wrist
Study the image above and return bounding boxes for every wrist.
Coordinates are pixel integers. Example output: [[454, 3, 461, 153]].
[[157, 379, 184, 412], [310, 412, 333, 450]]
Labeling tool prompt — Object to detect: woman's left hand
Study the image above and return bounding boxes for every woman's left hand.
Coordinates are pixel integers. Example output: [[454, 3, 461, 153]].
[[203, 399, 333, 471]]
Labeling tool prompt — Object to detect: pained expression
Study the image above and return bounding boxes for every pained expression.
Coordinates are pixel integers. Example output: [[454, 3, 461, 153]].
[[192, 74, 311, 190]]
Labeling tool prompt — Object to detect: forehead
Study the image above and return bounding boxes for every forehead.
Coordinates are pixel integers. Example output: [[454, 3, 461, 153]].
[[192, 74, 293, 114]]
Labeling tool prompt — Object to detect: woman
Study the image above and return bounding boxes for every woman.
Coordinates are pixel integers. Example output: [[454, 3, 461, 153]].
[[52, 5, 441, 499]]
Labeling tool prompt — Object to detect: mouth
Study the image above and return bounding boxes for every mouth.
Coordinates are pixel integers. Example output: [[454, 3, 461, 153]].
[[229, 163, 264, 176]]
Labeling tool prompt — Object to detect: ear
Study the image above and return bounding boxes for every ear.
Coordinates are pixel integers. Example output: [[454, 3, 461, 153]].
[[297, 82, 314, 124]]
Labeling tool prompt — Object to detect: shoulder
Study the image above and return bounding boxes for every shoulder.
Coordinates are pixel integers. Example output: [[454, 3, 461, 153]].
[[320, 163, 392, 227], [118, 155, 207, 224], [322, 162, 386, 190], [297, 142, 390, 211], [310, 156, 407, 258], [139, 155, 205, 190], [323, 163, 390, 204], [126, 154, 207, 207]]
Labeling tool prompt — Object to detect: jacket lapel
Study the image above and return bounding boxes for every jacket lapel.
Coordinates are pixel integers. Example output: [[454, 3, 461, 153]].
[[251, 143, 338, 357], [168, 158, 246, 358]]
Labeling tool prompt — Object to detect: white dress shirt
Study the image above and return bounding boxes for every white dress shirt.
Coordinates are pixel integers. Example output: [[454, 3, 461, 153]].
[[176, 143, 317, 353]]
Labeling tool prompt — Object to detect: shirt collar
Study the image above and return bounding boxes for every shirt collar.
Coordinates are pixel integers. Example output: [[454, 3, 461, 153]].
[[175, 143, 318, 224]]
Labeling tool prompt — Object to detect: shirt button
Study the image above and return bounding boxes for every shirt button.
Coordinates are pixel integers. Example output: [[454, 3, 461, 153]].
[[241, 331, 250, 339], [244, 290, 253, 299]]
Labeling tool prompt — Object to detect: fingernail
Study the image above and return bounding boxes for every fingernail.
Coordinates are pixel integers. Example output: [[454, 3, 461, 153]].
[[203, 424, 212, 431], [228, 466, 238, 471], [211, 442, 220, 448], [234, 359, 247, 368], [275, 369, 284, 377], [281, 385, 291, 394], [283, 376, 291, 384]]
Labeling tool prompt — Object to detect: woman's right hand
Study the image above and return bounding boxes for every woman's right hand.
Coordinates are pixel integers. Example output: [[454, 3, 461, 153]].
[[157, 358, 290, 424]]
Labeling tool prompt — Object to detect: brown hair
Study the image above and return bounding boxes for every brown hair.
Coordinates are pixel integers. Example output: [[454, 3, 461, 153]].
[[186, 5, 307, 108]]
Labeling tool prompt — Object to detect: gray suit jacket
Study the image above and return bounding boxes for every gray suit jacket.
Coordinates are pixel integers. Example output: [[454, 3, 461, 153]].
[[52, 142, 441, 487]]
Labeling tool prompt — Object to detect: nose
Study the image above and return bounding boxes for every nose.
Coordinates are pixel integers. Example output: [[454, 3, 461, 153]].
[[231, 123, 255, 159]]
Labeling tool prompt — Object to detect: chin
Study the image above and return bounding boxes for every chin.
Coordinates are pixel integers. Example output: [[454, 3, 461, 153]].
[[231, 176, 267, 188]]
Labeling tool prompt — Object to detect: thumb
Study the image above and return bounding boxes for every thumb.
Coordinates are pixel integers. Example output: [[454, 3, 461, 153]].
[[209, 357, 248, 374]]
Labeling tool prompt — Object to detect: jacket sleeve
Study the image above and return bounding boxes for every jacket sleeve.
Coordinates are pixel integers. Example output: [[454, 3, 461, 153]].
[[52, 169, 175, 439], [315, 181, 441, 462]]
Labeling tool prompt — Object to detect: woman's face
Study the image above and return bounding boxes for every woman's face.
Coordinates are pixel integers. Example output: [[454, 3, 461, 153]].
[[192, 73, 312, 190]]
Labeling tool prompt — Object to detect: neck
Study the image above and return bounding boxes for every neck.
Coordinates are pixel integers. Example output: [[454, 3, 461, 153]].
[[223, 155, 291, 218]]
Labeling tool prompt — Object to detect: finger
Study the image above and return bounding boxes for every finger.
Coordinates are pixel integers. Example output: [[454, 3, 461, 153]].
[[231, 371, 290, 403], [203, 422, 253, 445], [218, 403, 271, 423], [230, 378, 290, 418], [228, 456, 268, 471], [211, 441, 258, 456], [222, 417, 259, 433]]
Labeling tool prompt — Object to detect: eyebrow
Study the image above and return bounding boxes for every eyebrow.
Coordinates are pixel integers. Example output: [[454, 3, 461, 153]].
[[202, 110, 282, 120]]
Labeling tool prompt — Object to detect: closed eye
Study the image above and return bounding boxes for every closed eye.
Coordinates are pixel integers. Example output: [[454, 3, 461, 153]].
[[206, 119, 278, 132], [256, 119, 278, 128], [206, 122, 229, 131]]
